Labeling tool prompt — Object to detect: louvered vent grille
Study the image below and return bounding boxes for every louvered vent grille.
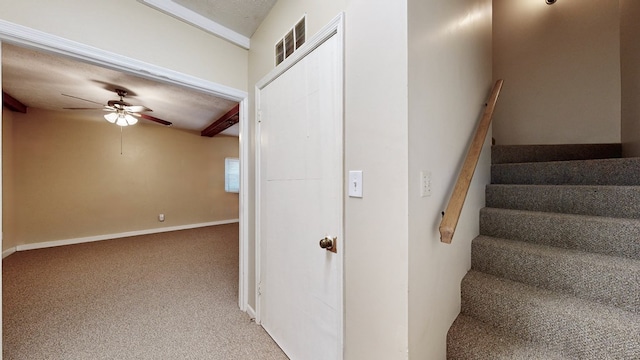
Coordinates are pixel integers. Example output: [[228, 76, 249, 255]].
[[275, 16, 306, 66]]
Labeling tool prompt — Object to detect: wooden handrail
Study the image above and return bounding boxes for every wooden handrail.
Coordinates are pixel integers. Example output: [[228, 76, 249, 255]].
[[439, 79, 503, 244]]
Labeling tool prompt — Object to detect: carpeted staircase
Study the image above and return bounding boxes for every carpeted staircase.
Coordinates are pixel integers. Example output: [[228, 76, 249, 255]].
[[447, 144, 640, 359]]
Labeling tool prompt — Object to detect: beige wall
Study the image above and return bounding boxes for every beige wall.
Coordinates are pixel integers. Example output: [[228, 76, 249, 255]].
[[493, 0, 620, 145], [2, 108, 14, 249], [3, 108, 238, 249], [0, 0, 248, 91], [620, 0, 640, 156], [407, 0, 492, 358]]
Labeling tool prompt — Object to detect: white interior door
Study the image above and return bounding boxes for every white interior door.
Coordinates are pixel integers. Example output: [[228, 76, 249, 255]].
[[256, 20, 343, 360]]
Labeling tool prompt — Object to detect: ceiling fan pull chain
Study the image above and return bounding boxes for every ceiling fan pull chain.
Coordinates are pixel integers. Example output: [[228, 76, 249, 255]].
[[120, 126, 123, 155]]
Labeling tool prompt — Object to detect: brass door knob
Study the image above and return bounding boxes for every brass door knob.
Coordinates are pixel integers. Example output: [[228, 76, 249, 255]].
[[319, 236, 337, 253]]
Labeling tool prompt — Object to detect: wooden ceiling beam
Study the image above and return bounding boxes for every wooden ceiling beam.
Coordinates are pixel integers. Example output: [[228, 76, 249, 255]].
[[201, 103, 240, 137], [2, 91, 27, 113]]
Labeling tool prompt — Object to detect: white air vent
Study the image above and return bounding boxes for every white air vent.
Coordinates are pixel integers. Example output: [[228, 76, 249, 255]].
[[275, 16, 306, 66]]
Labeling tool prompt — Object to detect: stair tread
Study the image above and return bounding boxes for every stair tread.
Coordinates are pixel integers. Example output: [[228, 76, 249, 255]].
[[461, 270, 640, 359], [480, 207, 640, 260], [494, 157, 632, 166], [491, 157, 640, 185], [447, 314, 566, 360], [486, 184, 640, 219], [491, 143, 622, 165], [472, 235, 640, 313]]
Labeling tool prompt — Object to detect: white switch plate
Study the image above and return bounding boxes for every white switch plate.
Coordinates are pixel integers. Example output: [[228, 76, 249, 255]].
[[420, 171, 431, 197], [349, 170, 363, 198]]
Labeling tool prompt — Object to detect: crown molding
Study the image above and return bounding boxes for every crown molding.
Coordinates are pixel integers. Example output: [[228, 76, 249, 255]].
[[138, 0, 250, 49]]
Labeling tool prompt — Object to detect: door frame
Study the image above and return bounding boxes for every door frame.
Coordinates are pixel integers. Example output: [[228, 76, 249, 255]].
[[254, 12, 345, 354], [0, 19, 251, 315]]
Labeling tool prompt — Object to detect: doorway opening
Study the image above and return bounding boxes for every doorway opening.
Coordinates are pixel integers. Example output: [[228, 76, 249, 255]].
[[0, 20, 250, 333]]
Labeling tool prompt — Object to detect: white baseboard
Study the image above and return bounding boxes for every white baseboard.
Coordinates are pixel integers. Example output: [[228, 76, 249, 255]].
[[14, 219, 239, 252], [2, 247, 17, 259], [246, 304, 257, 320]]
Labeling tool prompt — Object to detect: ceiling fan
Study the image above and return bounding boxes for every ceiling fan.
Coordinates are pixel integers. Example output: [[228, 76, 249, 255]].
[[63, 88, 172, 127]]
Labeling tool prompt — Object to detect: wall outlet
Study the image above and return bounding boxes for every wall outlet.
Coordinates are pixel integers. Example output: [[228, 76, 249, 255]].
[[158, 213, 165, 222], [420, 171, 431, 197]]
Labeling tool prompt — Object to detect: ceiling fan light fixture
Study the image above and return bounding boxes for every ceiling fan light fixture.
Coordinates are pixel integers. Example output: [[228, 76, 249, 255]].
[[104, 112, 118, 123], [68, 88, 171, 127], [124, 114, 138, 126], [105, 111, 138, 127], [115, 115, 129, 127]]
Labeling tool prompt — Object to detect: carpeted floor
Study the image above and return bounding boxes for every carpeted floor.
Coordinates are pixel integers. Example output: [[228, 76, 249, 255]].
[[3, 224, 288, 360]]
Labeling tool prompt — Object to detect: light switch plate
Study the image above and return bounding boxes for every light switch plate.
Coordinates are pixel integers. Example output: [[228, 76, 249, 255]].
[[348, 170, 363, 198]]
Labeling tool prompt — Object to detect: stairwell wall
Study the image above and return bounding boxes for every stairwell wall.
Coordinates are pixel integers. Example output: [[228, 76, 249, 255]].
[[620, 0, 640, 157], [407, 0, 492, 358], [492, 0, 621, 145]]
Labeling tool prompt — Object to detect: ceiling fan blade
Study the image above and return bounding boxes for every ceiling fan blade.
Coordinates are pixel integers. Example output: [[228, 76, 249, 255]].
[[125, 105, 152, 113], [61, 93, 104, 106], [135, 113, 172, 126]]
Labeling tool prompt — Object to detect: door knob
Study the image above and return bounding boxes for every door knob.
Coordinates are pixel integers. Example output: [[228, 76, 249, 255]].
[[319, 236, 337, 253]]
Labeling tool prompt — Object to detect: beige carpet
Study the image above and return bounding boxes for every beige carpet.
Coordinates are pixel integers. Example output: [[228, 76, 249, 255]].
[[3, 224, 288, 360]]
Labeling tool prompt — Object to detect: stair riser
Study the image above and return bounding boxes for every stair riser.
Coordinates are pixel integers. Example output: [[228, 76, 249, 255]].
[[486, 185, 640, 219], [480, 208, 640, 260], [491, 158, 640, 185], [471, 236, 640, 314], [461, 271, 640, 359], [492, 144, 622, 165]]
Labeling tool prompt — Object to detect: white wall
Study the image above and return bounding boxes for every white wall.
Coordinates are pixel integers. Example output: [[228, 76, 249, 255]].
[[407, 0, 492, 358], [620, 0, 640, 156], [0, 0, 248, 91], [249, 1, 410, 359], [493, 0, 620, 145], [343, 1, 409, 358]]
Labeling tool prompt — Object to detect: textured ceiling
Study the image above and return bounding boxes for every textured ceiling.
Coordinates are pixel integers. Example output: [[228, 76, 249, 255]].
[[2, 43, 239, 134], [174, 0, 277, 37]]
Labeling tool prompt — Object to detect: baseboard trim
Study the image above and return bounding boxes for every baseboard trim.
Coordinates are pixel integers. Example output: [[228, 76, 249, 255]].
[[246, 304, 257, 320], [14, 219, 239, 252], [3, 247, 17, 259]]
